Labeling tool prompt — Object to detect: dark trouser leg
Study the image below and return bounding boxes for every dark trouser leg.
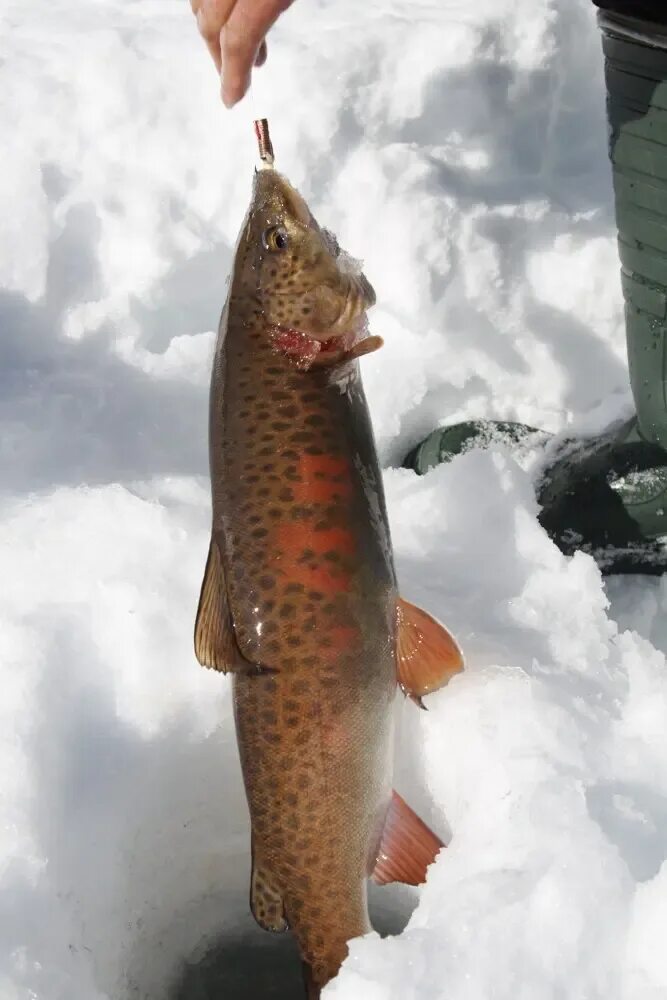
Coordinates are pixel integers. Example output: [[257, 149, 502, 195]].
[[538, 12, 667, 570]]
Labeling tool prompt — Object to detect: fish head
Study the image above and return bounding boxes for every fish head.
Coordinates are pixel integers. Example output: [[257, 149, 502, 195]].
[[237, 168, 376, 343]]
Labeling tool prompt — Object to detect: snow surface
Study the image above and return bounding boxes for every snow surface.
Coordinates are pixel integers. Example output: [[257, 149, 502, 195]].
[[2, 0, 667, 998]]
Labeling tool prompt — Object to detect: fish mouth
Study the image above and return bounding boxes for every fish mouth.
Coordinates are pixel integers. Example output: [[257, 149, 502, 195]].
[[269, 311, 374, 370]]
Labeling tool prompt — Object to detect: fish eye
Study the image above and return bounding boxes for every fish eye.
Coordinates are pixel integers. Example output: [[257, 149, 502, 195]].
[[262, 225, 289, 252]]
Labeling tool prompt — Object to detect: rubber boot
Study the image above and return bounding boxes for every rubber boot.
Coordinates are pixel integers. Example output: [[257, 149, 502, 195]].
[[405, 10, 667, 573], [538, 11, 667, 572]]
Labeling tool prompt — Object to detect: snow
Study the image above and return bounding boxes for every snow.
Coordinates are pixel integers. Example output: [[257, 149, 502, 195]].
[[2, 1, 667, 998]]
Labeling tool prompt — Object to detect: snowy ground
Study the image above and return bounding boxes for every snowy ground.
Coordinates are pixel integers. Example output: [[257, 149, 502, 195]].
[[2, 0, 667, 998]]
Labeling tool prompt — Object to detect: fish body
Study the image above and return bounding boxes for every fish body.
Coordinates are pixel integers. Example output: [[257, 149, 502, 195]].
[[195, 146, 463, 996]]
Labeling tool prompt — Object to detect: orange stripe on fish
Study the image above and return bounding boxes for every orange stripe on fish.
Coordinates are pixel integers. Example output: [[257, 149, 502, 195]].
[[274, 523, 356, 594], [320, 624, 361, 663], [275, 523, 356, 558], [298, 455, 351, 480], [292, 454, 354, 504]]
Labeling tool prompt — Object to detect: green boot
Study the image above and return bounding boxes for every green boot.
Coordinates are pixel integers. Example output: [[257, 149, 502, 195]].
[[405, 10, 667, 574]]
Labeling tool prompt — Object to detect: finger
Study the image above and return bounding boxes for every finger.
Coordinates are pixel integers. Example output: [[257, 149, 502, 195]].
[[221, 0, 293, 107], [255, 40, 268, 67], [193, 0, 236, 73]]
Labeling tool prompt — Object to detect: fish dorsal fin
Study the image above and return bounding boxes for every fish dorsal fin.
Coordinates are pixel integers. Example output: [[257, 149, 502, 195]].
[[194, 537, 236, 671], [250, 846, 288, 933], [396, 597, 464, 706], [194, 537, 248, 673], [195, 537, 280, 676], [372, 791, 444, 886]]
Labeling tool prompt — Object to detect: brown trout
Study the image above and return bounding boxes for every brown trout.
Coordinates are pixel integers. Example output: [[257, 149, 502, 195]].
[[195, 121, 464, 998]]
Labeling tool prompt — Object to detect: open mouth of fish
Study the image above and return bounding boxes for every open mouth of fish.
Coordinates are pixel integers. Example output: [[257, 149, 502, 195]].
[[269, 313, 382, 371]]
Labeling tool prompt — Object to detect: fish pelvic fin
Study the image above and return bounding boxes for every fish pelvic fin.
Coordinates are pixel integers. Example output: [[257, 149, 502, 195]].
[[250, 846, 288, 933], [194, 537, 276, 675], [396, 596, 464, 705], [371, 790, 444, 886]]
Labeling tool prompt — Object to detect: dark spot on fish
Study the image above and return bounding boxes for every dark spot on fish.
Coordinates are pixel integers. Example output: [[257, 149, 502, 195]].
[[285, 716, 299, 728], [286, 636, 302, 647], [278, 487, 293, 502], [304, 445, 324, 456], [262, 710, 278, 725], [292, 679, 310, 694], [285, 582, 304, 594], [259, 575, 275, 590], [258, 488, 270, 497], [280, 603, 296, 620], [268, 639, 280, 654], [280, 405, 299, 418], [252, 527, 268, 539], [301, 656, 317, 667], [303, 616, 316, 631], [246, 474, 260, 484], [291, 431, 314, 443]]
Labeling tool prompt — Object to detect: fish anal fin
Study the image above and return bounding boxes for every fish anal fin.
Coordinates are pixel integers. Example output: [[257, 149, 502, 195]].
[[194, 538, 272, 675], [250, 850, 288, 933], [371, 791, 444, 887], [396, 596, 464, 703]]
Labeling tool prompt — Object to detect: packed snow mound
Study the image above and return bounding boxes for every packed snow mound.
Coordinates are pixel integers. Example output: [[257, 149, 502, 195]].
[[2, 0, 667, 999]]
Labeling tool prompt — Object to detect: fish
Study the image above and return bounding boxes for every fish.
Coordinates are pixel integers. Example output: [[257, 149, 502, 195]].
[[194, 120, 464, 998]]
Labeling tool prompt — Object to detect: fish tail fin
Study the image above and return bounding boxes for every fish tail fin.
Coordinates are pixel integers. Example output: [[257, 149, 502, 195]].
[[301, 961, 321, 1000]]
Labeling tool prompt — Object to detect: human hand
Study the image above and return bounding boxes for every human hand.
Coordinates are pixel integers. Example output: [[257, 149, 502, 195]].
[[191, 0, 294, 108]]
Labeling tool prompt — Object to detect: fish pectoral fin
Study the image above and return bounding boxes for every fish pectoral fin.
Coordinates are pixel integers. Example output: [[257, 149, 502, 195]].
[[250, 850, 288, 933], [396, 596, 464, 706], [194, 538, 270, 675], [371, 791, 444, 886]]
